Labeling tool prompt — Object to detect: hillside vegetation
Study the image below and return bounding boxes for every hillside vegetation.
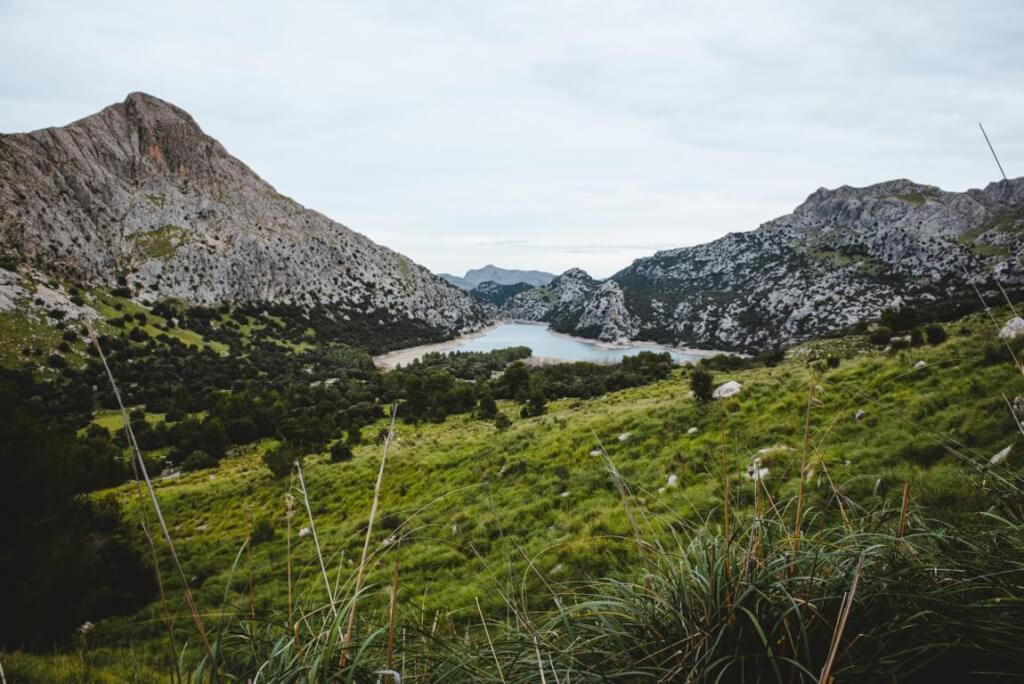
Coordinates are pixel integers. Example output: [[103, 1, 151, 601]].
[[3, 303, 1024, 681]]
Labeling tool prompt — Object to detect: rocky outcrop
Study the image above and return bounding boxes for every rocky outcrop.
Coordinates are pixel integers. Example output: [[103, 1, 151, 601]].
[[0, 92, 487, 334], [503, 177, 1024, 351]]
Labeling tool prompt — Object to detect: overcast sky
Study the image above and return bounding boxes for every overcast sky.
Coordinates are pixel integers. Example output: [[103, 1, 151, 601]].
[[1, 1, 1021, 277]]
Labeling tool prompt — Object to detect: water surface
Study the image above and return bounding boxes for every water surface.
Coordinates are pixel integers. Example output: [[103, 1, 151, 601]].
[[378, 322, 708, 367]]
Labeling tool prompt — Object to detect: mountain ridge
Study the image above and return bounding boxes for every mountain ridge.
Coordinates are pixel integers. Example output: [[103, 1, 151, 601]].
[[502, 177, 1024, 351], [439, 264, 555, 290], [0, 92, 487, 336]]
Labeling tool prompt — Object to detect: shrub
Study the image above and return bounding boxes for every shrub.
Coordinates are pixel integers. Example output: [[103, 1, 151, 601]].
[[46, 353, 66, 369], [250, 517, 275, 545], [263, 442, 300, 479], [690, 368, 713, 402], [869, 325, 893, 346], [494, 413, 512, 430], [181, 449, 215, 472], [925, 324, 947, 345], [330, 442, 353, 463]]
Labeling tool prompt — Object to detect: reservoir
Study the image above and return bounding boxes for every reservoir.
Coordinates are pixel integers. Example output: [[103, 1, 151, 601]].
[[375, 322, 713, 368]]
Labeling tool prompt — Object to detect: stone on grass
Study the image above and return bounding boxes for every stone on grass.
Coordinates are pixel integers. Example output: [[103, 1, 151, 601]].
[[687, 426, 698, 435], [990, 444, 1013, 466], [712, 381, 743, 399], [999, 317, 1024, 340]]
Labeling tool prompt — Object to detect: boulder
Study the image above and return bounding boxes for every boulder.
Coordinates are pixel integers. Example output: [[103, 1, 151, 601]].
[[990, 444, 1013, 466], [687, 426, 699, 435], [913, 360, 927, 369], [999, 317, 1024, 340], [712, 381, 743, 399]]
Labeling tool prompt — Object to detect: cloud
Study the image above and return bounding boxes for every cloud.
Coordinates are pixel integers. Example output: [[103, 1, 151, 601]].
[[1, 0, 1021, 277]]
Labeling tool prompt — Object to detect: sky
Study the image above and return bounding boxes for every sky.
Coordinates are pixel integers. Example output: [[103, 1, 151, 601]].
[[1, 1, 1022, 278]]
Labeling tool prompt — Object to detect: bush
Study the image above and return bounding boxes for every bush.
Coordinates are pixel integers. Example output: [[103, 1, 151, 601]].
[[494, 413, 512, 430], [181, 449, 215, 472], [330, 442, 353, 463], [46, 353, 66, 369], [690, 368, 713, 402], [263, 442, 300, 479], [925, 324, 947, 345], [868, 325, 893, 346], [250, 517, 275, 545]]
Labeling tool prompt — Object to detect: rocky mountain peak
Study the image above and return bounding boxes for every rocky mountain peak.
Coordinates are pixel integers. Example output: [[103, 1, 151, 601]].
[[0, 93, 487, 335]]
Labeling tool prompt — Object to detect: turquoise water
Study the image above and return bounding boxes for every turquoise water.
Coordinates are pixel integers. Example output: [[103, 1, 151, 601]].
[[456, 323, 701, 364]]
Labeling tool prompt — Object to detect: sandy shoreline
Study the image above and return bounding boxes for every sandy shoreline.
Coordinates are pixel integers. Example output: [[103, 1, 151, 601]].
[[373, 320, 727, 370]]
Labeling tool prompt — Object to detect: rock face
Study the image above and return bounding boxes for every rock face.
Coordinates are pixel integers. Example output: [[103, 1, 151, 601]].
[[502, 178, 1024, 351], [0, 92, 487, 334], [439, 264, 555, 290], [503, 268, 639, 342]]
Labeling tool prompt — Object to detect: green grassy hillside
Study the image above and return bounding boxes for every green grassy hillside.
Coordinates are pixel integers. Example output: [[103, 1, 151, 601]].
[[4, 308, 1023, 681]]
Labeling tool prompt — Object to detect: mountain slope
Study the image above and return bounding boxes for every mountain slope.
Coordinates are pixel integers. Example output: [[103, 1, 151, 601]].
[[0, 92, 487, 335], [504, 178, 1024, 351], [439, 264, 555, 289]]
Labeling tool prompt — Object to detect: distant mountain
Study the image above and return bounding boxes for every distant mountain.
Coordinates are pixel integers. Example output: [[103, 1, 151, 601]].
[[439, 265, 555, 290], [0, 92, 488, 337], [469, 280, 535, 307], [502, 178, 1024, 350]]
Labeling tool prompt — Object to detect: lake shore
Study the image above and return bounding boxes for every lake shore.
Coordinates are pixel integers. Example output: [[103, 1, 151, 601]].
[[374, 320, 727, 369]]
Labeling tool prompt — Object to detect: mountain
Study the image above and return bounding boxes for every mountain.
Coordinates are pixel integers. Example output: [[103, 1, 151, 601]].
[[469, 280, 536, 307], [439, 264, 555, 290], [0, 92, 487, 336], [502, 178, 1024, 350]]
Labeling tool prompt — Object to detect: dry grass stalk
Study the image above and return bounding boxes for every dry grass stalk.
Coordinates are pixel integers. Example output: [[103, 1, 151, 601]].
[[818, 553, 865, 684], [85, 324, 216, 673], [794, 377, 815, 558], [294, 460, 337, 616], [245, 506, 255, 619], [897, 482, 911, 543], [285, 488, 295, 630], [533, 635, 548, 684], [591, 429, 645, 555], [386, 541, 401, 670], [341, 403, 399, 667], [476, 596, 506, 684]]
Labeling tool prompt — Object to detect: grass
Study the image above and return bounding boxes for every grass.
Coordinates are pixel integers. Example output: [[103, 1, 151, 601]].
[[6, 309, 1024, 680]]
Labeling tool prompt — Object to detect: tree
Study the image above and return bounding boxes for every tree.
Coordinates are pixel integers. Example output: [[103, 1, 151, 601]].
[[500, 362, 531, 402], [476, 385, 498, 419], [520, 377, 547, 418], [494, 413, 512, 430], [690, 368, 714, 402], [263, 442, 300, 479]]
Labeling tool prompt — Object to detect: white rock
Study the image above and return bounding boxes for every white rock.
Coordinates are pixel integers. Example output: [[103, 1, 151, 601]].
[[617, 432, 631, 442], [990, 444, 1013, 466], [913, 360, 927, 369], [667, 474, 679, 487], [298, 527, 311, 538], [560, 490, 570, 498], [589, 449, 603, 457], [78, 621, 95, 634], [999, 317, 1024, 340], [747, 465, 770, 481], [687, 426, 698, 435], [712, 381, 743, 399]]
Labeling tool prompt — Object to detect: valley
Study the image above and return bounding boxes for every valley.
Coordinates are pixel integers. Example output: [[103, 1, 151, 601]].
[[1, 92, 1023, 683]]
